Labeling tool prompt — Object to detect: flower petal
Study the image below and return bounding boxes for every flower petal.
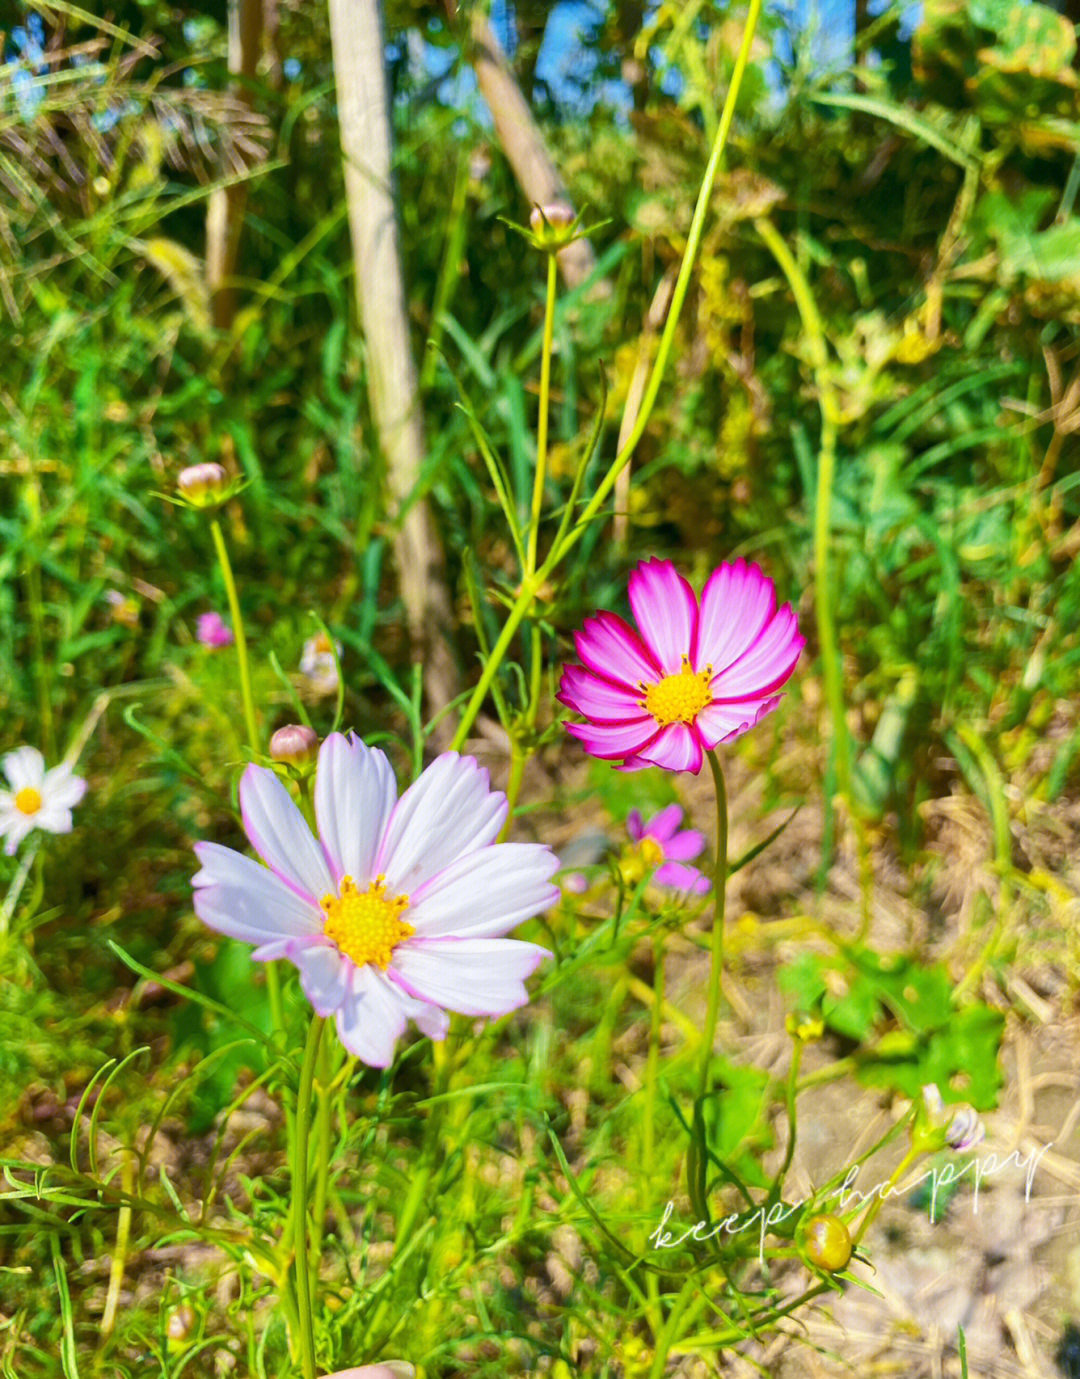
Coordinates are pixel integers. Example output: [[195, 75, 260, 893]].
[[391, 937, 550, 1018], [661, 825, 706, 862], [294, 940, 351, 1017], [695, 696, 781, 747], [574, 610, 661, 689], [314, 733, 397, 884], [628, 558, 699, 674], [240, 764, 335, 903], [643, 803, 684, 844], [556, 663, 648, 723], [564, 717, 658, 761], [408, 843, 559, 938], [335, 965, 408, 1068], [694, 560, 776, 675], [1, 813, 36, 855], [193, 841, 323, 946], [377, 754, 507, 894], [3, 746, 44, 792], [655, 861, 710, 894], [709, 603, 804, 700], [626, 809, 645, 842], [634, 723, 704, 774], [30, 804, 74, 836], [42, 764, 87, 811]]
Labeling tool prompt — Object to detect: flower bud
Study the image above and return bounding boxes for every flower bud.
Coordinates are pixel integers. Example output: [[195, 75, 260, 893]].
[[176, 462, 229, 506], [801, 1214, 852, 1273], [528, 201, 580, 250], [270, 724, 319, 767]]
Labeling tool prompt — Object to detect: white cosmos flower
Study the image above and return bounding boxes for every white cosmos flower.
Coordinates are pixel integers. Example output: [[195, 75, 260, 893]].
[[0, 746, 88, 855], [193, 733, 558, 1068]]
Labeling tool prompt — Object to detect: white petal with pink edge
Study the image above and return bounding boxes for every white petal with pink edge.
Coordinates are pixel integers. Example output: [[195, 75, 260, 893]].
[[391, 938, 550, 1018], [628, 558, 699, 674], [193, 841, 323, 945], [376, 754, 507, 894], [408, 843, 559, 938], [295, 941, 351, 1016], [315, 733, 397, 884], [42, 763, 87, 810], [336, 965, 408, 1067], [240, 764, 335, 902]]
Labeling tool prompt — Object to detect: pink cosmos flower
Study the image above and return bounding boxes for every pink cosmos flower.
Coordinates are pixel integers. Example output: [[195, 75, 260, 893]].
[[196, 611, 234, 648], [193, 733, 557, 1067], [626, 804, 710, 895], [557, 557, 804, 774]]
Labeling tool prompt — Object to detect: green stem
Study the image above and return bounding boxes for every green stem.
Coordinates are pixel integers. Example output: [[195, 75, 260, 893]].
[[449, 0, 763, 751], [644, 930, 665, 1337], [209, 516, 261, 754], [209, 515, 285, 1034], [527, 251, 559, 575], [754, 217, 850, 805], [699, 749, 729, 1099], [291, 1014, 325, 1379], [309, 1030, 334, 1268]]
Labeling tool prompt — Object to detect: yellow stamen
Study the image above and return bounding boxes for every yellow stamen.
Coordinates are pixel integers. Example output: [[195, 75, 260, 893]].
[[640, 656, 712, 727], [321, 874, 413, 970], [14, 787, 42, 816]]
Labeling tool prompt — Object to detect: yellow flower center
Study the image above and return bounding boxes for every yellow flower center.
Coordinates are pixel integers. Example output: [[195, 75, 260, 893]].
[[639, 836, 665, 870], [14, 787, 42, 816], [321, 874, 414, 970], [640, 656, 712, 727]]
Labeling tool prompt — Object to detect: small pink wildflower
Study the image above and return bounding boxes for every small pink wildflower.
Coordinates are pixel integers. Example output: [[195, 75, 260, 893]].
[[197, 611, 234, 648], [558, 557, 804, 774], [626, 804, 710, 895]]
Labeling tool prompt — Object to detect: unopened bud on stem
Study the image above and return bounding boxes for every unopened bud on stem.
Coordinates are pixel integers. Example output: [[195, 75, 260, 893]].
[[270, 724, 319, 767]]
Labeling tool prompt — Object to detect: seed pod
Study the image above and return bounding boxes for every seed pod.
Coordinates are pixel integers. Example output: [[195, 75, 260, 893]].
[[802, 1214, 852, 1273]]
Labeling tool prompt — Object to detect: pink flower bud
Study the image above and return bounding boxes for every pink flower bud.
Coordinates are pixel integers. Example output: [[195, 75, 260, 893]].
[[269, 724, 319, 766], [176, 462, 229, 505]]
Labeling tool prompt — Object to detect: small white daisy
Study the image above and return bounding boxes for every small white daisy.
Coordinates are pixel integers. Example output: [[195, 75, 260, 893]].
[[0, 746, 88, 855], [193, 733, 558, 1068]]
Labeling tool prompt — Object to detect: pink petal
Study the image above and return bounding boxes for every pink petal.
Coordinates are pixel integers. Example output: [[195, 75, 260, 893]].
[[557, 663, 648, 723], [626, 809, 645, 842], [694, 560, 776, 675], [709, 604, 804, 700], [662, 827, 706, 862], [564, 717, 658, 761], [643, 803, 684, 844], [655, 861, 711, 894], [634, 723, 704, 774], [695, 696, 781, 747], [390, 938, 550, 1018], [628, 558, 699, 674], [574, 611, 661, 689]]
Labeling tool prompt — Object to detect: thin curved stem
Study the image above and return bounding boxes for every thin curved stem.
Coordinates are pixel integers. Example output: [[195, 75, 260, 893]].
[[292, 1014, 325, 1379], [699, 750, 729, 1099], [449, 0, 763, 750], [209, 517, 260, 754], [527, 251, 558, 576]]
